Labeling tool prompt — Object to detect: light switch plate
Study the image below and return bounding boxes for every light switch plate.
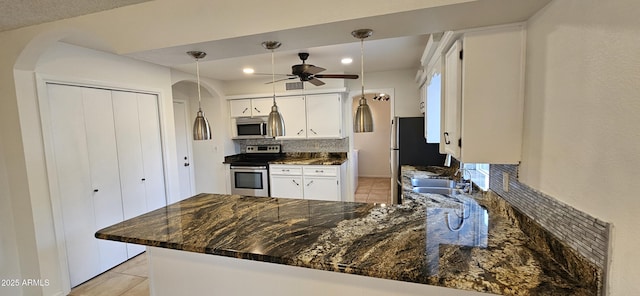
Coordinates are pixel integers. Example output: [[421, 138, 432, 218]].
[[502, 172, 509, 192]]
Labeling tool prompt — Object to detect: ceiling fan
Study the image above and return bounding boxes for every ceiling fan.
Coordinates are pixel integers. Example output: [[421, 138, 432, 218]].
[[265, 52, 359, 86]]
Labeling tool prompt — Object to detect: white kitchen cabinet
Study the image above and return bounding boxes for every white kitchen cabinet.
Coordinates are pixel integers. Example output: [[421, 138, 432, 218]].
[[269, 165, 304, 199], [442, 40, 462, 157], [275, 96, 307, 139], [269, 163, 346, 201], [305, 94, 343, 138], [229, 99, 252, 117], [302, 166, 341, 201], [229, 98, 273, 117], [46, 84, 167, 287], [440, 24, 525, 164]]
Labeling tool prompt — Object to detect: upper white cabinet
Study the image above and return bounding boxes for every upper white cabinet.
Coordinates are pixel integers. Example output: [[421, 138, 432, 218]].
[[305, 94, 342, 138], [229, 92, 344, 139], [230, 98, 273, 117], [275, 96, 307, 139], [440, 24, 525, 164]]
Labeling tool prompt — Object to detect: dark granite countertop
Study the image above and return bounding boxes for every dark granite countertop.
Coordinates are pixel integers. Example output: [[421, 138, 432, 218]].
[[96, 165, 599, 295], [223, 152, 347, 165]]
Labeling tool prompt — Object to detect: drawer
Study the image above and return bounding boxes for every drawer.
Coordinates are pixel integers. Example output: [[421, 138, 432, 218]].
[[269, 165, 303, 176], [303, 166, 338, 177]]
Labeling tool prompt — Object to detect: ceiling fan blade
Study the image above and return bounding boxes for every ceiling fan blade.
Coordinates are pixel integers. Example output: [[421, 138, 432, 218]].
[[306, 65, 326, 75], [253, 73, 295, 76], [308, 78, 325, 86], [265, 76, 297, 84], [314, 74, 359, 79]]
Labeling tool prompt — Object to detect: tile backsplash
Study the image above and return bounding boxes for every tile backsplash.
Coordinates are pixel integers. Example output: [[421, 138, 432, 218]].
[[235, 138, 349, 153], [489, 164, 610, 271]]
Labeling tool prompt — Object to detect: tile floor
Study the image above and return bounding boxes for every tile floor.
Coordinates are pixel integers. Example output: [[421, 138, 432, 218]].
[[69, 179, 391, 295], [354, 177, 392, 204], [68, 253, 149, 296]]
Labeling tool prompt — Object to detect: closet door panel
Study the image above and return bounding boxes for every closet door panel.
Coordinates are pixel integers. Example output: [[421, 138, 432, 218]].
[[112, 91, 148, 257], [47, 84, 101, 287], [137, 93, 167, 211], [112, 92, 147, 218], [82, 87, 128, 272]]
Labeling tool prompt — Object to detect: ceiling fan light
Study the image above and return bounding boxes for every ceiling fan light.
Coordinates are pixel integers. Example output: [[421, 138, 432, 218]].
[[193, 109, 212, 140], [354, 97, 373, 133]]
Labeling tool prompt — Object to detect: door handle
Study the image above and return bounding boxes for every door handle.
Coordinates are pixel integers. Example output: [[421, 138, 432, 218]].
[[242, 107, 248, 114], [254, 107, 261, 113], [297, 129, 304, 135], [141, 178, 146, 181], [93, 189, 99, 193], [292, 180, 299, 186], [444, 132, 451, 145], [309, 129, 318, 135], [184, 163, 190, 167], [306, 180, 314, 187]]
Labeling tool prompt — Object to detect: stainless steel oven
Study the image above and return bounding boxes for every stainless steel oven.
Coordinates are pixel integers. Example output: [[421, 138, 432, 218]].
[[230, 165, 269, 197], [226, 144, 282, 197]]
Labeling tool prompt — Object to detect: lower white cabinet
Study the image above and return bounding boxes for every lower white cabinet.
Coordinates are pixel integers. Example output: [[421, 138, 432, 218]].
[[269, 163, 346, 201], [46, 83, 166, 287]]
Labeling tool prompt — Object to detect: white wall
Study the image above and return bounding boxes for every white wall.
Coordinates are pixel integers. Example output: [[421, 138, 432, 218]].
[[172, 82, 231, 195], [0, 141, 23, 296], [348, 69, 420, 117], [352, 94, 392, 178], [15, 41, 179, 295], [521, 1, 640, 294]]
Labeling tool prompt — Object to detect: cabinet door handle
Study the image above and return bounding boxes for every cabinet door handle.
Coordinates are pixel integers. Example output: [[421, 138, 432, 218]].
[[292, 180, 299, 186], [93, 189, 99, 193], [297, 129, 304, 135], [444, 132, 451, 145], [282, 169, 289, 172], [242, 107, 248, 114], [184, 163, 190, 167], [315, 170, 324, 173], [306, 180, 314, 187], [141, 178, 146, 181], [254, 107, 261, 113], [309, 129, 318, 135]]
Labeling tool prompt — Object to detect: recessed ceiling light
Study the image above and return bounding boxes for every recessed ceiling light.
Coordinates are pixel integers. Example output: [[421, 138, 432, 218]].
[[243, 68, 255, 74], [341, 57, 353, 64]]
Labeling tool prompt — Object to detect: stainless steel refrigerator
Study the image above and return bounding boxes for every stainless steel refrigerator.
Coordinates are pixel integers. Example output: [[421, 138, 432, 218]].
[[391, 117, 447, 204]]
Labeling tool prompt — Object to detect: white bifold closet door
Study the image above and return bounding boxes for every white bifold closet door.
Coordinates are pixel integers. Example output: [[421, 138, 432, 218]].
[[48, 84, 127, 287], [112, 91, 166, 257], [47, 84, 166, 287]]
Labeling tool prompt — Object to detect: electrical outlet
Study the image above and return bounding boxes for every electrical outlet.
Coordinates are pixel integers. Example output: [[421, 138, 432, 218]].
[[502, 172, 509, 192]]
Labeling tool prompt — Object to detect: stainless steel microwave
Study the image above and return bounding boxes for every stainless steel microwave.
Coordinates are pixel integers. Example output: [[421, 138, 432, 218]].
[[233, 118, 267, 138]]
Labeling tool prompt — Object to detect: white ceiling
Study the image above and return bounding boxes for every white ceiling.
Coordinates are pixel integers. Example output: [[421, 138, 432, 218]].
[[0, 0, 152, 32], [1, 0, 553, 83]]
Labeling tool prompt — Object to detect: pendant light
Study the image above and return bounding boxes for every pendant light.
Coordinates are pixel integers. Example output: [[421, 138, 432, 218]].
[[352, 29, 374, 133], [262, 41, 285, 138], [188, 51, 212, 140]]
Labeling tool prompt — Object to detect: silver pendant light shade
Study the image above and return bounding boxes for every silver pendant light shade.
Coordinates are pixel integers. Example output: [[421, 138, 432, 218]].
[[352, 29, 374, 133], [262, 41, 285, 138], [354, 96, 373, 132], [188, 51, 212, 140]]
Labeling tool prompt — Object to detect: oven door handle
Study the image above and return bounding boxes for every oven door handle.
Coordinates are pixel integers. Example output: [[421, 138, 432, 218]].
[[230, 166, 267, 170], [261, 123, 268, 136]]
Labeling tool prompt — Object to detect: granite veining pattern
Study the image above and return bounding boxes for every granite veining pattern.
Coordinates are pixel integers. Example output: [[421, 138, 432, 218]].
[[96, 166, 599, 296], [223, 152, 347, 165]]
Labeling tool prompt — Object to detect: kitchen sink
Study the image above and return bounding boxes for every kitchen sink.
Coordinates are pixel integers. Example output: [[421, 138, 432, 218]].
[[412, 186, 459, 195], [410, 178, 456, 188]]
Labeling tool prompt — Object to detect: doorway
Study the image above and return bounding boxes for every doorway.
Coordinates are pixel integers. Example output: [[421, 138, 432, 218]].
[[352, 91, 393, 204], [173, 100, 195, 200]]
